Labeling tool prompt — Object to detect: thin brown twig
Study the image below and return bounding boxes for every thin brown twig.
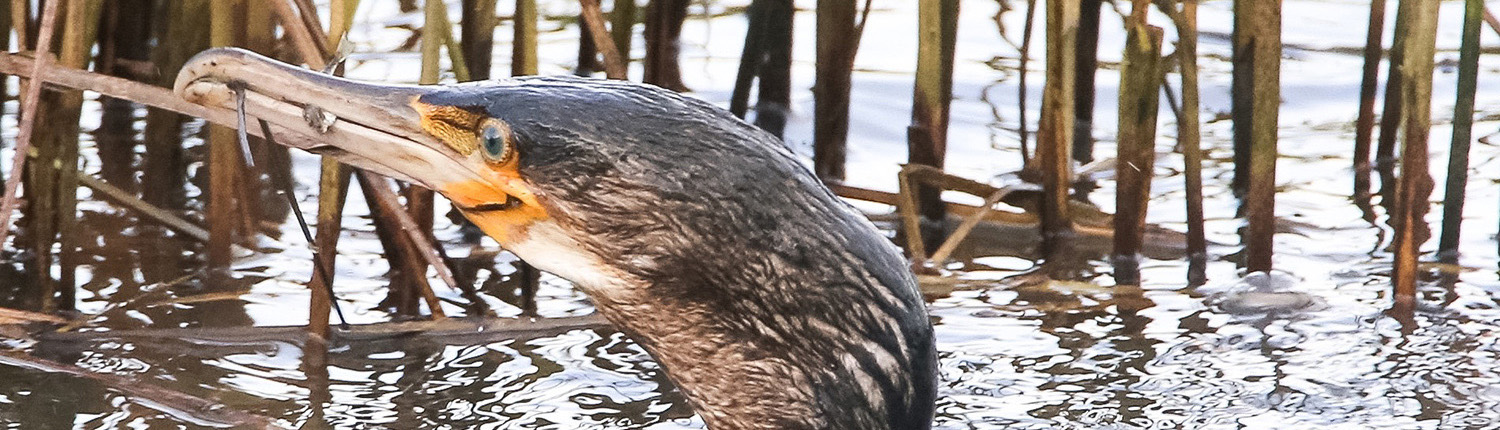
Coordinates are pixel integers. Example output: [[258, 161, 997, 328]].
[[79, 175, 210, 242], [0, 1, 64, 248], [929, 187, 1015, 263]]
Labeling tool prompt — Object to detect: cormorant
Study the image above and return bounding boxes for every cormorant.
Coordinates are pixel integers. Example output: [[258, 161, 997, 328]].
[[175, 48, 937, 430]]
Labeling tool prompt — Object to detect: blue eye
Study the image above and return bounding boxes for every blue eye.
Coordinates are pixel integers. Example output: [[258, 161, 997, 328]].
[[479, 122, 512, 162]]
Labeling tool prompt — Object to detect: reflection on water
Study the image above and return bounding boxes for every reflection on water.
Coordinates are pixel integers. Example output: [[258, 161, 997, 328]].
[[7, 0, 1500, 428]]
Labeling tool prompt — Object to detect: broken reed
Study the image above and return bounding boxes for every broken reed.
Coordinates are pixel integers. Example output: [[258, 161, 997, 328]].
[[1035, 0, 1078, 257], [1111, 9, 1163, 286]]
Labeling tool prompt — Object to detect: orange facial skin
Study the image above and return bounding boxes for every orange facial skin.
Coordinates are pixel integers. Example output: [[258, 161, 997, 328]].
[[443, 178, 551, 247], [413, 100, 553, 247]]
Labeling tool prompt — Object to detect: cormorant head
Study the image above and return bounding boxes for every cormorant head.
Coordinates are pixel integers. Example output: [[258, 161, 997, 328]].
[[175, 47, 936, 429]]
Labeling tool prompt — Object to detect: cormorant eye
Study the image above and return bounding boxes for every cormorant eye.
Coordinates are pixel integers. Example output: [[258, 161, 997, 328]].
[[478, 120, 513, 163]]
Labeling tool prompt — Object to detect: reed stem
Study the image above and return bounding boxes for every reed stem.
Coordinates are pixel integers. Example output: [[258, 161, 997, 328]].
[[1232, 0, 1281, 273], [1112, 10, 1163, 286], [1437, 0, 1482, 264], [813, 0, 858, 181], [1352, 0, 1387, 222], [1035, 0, 1078, 257], [1391, 0, 1440, 299], [908, 0, 958, 226]]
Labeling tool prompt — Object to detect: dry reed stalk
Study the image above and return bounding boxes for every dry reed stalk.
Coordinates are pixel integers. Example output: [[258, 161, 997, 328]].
[[360, 172, 449, 318], [1391, 0, 1440, 301], [1156, 0, 1207, 285], [1016, 0, 1036, 163], [643, 0, 689, 91], [928, 189, 1012, 264], [461, 0, 498, 80], [1074, 0, 1101, 165], [813, 0, 859, 181], [1352, 0, 1387, 222], [729, 0, 793, 137], [78, 173, 209, 243], [49, 0, 104, 308], [205, 0, 248, 270], [908, 0, 959, 230], [610, 0, 636, 63], [1375, 7, 1409, 222], [1232, 0, 1280, 273], [1437, 0, 1482, 264], [513, 0, 539, 75], [1035, 0, 1079, 257], [1111, 6, 1164, 286], [0, 0, 60, 311]]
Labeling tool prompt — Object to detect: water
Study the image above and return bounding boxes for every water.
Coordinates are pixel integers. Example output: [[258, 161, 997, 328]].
[[6, 0, 1500, 428]]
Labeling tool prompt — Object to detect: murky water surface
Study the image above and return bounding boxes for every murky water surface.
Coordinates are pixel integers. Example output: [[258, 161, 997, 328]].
[[6, 0, 1500, 428]]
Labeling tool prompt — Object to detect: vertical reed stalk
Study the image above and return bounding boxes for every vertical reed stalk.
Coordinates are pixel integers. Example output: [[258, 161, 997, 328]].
[[1035, 0, 1079, 255], [643, 0, 689, 91], [307, 0, 352, 340], [729, 0, 793, 137], [1437, 0, 1482, 264], [1232, 0, 1280, 273], [1376, 10, 1408, 221], [409, 0, 443, 234], [421, 0, 444, 86], [908, 0, 959, 227], [206, 0, 246, 269], [512, 0, 538, 75], [1160, 0, 1206, 285], [576, 13, 600, 76], [51, 0, 103, 310], [461, 0, 497, 80], [731, 0, 769, 118], [1352, 0, 1387, 221], [610, 0, 637, 63], [2, 0, 58, 310], [309, 161, 350, 339], [328, 0, 353, 48], [813, 0, 858, 181], [1112, 9, 1163, 286], [1073, 0, 1101, 164], [1391, 0, 1440, 300], [1016, 0, 1035, 163]]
